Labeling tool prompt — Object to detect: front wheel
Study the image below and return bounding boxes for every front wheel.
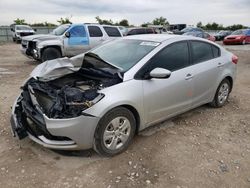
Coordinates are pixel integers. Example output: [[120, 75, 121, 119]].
[[94, 107, 136, 156], [210, 79, 231, 108], [41, 47, 61, 62]]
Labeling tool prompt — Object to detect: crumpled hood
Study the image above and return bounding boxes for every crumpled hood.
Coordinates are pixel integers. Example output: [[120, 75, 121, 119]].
[[30, 57, 81, 81], [22, 34, 60, 42]]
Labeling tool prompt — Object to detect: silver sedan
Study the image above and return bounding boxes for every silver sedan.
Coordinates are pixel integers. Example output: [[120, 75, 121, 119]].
[[11, 34, 237, 156]]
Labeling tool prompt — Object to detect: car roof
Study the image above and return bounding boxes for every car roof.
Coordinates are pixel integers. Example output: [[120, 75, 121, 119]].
[[124, 34, 192, 42]]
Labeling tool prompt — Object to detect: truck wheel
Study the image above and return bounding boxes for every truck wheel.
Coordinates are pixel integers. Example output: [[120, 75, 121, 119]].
[[41, 47, 61, 62], [94, 107, 136, 157]]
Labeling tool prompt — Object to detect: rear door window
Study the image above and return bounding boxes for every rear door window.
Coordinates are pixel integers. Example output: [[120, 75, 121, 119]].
[[88, 26, 103, 37], [103, 27, 121, 37], [191, 41, 214, 64]]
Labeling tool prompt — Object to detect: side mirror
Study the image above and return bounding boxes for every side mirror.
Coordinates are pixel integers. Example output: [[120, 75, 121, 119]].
[[149, 68, 171, 79], [65, 31, 70, 38]]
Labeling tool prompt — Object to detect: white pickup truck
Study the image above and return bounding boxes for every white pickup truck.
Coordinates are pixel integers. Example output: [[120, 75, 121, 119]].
[[10, 25, 35, 43], [21, 23, 123, 62]]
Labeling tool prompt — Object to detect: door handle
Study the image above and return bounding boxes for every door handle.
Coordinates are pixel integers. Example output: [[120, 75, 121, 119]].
[[185, 73, 194, 80], [217, 63, 224, 67]]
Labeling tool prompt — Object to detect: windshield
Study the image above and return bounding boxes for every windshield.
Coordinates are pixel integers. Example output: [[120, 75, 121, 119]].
[[16, 26, 32, 30], [91, 39, 160, 71], [52, 24, 70, 36], [231, 29, 246, 35]]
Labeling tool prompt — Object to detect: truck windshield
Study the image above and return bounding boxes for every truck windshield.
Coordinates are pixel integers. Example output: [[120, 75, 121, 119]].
[[52, 25, 70, 36], [16, 26, 32, 30], [91, 39, 160, 71]]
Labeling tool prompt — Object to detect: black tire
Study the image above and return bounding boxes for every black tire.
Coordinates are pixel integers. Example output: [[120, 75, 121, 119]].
[[94, 107, 136, 157], [12, 37, 16, 42], [41, 47, 61, 62], [210, 79, 231, 108]]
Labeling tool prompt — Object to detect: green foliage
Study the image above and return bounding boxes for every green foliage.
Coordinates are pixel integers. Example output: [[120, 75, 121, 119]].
[[152, 17, 169, 26], [196, 22, 248, 31], [119, 19, 129, 27], [57, 17, 72, 24], [13, 18, 27, 25], [31, 22, 57, 27], [95, 16, 113, 25]]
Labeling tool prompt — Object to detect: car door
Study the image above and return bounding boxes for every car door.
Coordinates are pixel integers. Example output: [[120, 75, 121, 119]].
[[139, 41, 193, 125], [189, 41, 221, 107], [87, 26, 106, 49], [64, 25, 89, 56]]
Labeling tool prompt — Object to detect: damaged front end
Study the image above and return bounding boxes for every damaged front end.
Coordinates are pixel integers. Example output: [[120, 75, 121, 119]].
[[11, 55, 123, 149]]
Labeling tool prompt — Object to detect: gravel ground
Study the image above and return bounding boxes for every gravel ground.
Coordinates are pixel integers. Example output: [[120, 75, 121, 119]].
[[0, 43, 250, 188]]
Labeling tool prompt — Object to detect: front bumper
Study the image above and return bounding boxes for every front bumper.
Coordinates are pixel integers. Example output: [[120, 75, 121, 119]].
[[223, 39, 243, 45], [11, 95, 100, 150]]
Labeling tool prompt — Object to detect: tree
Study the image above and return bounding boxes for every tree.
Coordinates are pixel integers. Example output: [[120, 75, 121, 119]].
[[141, 22, 151, 27], [152, 17, 169, 26], [196, 21, 203, 28], [119, 19, 129, 27], [226, 24, 247, 31], [95, 16, 113, 25], [13, 18, 27, 25], [57, 17, 72, 24], [31, 22, 57, 27]]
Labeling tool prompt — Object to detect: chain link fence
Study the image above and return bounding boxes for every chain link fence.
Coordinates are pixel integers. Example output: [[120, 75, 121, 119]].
[[0, 26, 56, 42]]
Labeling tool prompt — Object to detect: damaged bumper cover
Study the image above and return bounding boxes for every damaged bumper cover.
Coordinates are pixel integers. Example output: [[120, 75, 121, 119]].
[[11, 95, 100, 150]]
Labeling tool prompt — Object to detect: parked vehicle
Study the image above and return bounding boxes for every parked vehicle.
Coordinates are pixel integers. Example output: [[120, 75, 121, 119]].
[[21, 23, 122, 62], [214, 30, 232, 41], [223, 29, 250, 45], [173, 27, 204, 35], [11, 35, 237, 156], [126, 27, 157, 36], [10, 24, 35, 43], [183, 32, 215, 42], [118, 26, 128, 36]]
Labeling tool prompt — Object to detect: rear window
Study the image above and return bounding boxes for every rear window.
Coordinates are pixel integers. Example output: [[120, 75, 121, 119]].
[[103, 27, 121, 37], [88, 26, 103, 37], [191, 41, 214, 64]]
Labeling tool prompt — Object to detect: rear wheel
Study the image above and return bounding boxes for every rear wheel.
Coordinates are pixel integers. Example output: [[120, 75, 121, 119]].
[[94, 107, 136, 156], [41, 47, 61, 62], [210, 79, 231, 108]]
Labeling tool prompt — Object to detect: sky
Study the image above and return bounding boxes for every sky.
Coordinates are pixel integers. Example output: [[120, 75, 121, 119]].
[[0, 0, 249, 26]]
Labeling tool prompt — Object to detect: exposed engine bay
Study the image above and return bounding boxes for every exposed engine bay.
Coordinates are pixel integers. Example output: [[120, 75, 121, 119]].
[[21, 55, 123, 119]]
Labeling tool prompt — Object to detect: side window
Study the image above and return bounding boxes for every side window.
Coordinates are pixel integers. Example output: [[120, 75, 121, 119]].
[[88, 26, 103, 37], [70, 26, 86, 37], [103, 27, 121, 37], [211, 45, 220, 58], [191, 41, 214, 64], [137, 29, 146, 34], [144, 42, 189, 72], [127, 29, 137, 35], [146, 28, 154, 34]]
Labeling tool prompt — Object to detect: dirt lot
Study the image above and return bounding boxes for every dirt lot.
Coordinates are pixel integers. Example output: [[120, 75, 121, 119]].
[[0, 43, 250, 188]]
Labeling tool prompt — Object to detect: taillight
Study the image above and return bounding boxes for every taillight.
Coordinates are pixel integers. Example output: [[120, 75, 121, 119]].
[[232, 55, 238, 64]]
